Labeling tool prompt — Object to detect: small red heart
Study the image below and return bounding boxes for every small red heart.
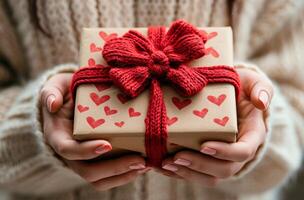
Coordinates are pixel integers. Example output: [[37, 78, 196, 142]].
[[207, 32, 218, 40], [90, 43, 103, 52], [88, 58, 96, 66], [114, 121, 125, 127], [167, 116, 178, 126], [117, 93, 130, 104], [90, 93, 110, 106], [77, 105, 89, 113], [104, 106, 117, 116], [207, 94, 226, 106], [128, 107, 141, 117], [95, 83, 111, 92], [172, 97, 192, 110], [199, 30, 218, 40], [99, 31, 118, 42], [213, 116, 229, 126], [193, 108, 208, 118], [204, 47, 219, 58], [86, 116, 105, 129]]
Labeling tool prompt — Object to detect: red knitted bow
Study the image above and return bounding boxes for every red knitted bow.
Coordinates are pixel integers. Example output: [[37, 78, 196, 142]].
[[71, 20, 240, 167]]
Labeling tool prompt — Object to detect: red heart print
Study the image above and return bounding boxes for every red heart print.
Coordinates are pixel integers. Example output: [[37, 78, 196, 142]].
[[128, 107, 141, 117], [88, 58, 96, 66], [213, 116, 229, 126], [95, 83, 111, 92], [99, 31, 118, 42], [204, 47, 219, 58], [104, 106, 117, 116], [90, 43, 103, 52], [90, 92, 110, 106], [172, 97, 192, 110], [77, 105, 89, 113], [193, 108, 208, 118], [199, 30, 218, 40], [117, 93, 130, 104], [167, 116, 178, 126], [207, 32, 218, 40], [114, 121, 125, 127], [207, 94, 226, 106], [87, 116, 105, 129]]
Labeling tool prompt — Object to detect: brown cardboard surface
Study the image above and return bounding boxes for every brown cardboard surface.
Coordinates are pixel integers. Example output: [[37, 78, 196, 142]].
[[73, 27, 238, 155]]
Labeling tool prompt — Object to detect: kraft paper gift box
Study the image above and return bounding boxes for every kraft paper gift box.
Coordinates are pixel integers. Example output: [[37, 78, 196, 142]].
[[72, 24, 238, 158]]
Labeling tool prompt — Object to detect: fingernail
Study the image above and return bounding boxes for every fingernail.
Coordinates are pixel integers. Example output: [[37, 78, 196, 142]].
[[258, 90, 269, 108], [200, 147, 216, 155], [137, 167, 152, 174], [162, 164, 178, 172], [95, 144, 112, 154], [174, 158, 191, 166], [129, 163, 146, 170], [47, 95, 56, 111]]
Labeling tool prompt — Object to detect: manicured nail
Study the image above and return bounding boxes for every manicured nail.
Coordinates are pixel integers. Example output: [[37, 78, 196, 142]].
[[200, 147, 216, 155], [174, 158, 191, 166], [137, 167, 152, 174], [258, 90, 269, 108], [162, 164, 178, 172], [95, 144, 112, 154], [47, 95, 56, 111], [129, 163, 146, 170]]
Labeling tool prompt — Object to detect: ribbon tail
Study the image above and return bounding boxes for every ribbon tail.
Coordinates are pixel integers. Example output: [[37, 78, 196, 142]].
[[145, 79, 168, 167]]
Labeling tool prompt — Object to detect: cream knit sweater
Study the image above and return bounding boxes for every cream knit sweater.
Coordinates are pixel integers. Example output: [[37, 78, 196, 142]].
[[0, 0, 304, 199]]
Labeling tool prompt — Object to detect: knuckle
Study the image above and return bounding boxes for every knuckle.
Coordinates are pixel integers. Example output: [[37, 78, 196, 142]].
[[54, 141, 71, 159], [218, 163, 236, 179], [241, 148, 254, 161]]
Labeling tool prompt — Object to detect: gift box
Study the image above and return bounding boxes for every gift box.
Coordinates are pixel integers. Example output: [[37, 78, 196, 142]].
[[72, 20, 239, 166]]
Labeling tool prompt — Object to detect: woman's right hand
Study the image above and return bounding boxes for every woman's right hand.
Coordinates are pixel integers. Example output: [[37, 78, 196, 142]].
[[40, 73, 150, 191]]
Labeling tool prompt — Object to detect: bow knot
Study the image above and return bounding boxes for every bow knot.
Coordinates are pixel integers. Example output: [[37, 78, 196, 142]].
[[149, 50, 170, 77], [102, 20, 210, 98]]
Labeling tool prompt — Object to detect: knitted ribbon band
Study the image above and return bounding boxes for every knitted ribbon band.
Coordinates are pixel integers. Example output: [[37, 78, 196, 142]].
[[71, 20, 241, 167]]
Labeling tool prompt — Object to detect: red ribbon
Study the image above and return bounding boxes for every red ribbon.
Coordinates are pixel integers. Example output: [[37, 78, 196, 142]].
[[71, 20, 240, 167]]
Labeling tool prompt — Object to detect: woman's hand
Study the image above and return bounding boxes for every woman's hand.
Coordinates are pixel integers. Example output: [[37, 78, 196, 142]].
[[40, 73, 150, 191], [158, 67, 273, 187]]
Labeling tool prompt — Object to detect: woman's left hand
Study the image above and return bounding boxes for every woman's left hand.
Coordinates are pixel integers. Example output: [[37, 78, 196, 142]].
[[158, 67, 273, 187]]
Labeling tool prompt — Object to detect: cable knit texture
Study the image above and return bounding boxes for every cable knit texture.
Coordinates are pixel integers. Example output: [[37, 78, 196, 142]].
[[0, 0, 304, 200]]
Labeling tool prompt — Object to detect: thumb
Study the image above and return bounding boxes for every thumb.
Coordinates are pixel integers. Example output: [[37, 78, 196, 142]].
[[40, 73, 72, 113]]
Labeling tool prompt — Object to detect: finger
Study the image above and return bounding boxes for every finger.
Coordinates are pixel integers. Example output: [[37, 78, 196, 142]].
[[66, 155, 147, 182], [162, 159, 220, 187], [43, 107, 112, 160], [201, 109, 266, 162], [91, 168, 151, 191], [166, 151, 243, 179], [238, 69, 273, 110], [40, 73, 72, 113]]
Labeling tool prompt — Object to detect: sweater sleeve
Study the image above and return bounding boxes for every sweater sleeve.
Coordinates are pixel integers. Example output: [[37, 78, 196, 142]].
[[0, 64, 89, 196], [216, 62, 302, 195]]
